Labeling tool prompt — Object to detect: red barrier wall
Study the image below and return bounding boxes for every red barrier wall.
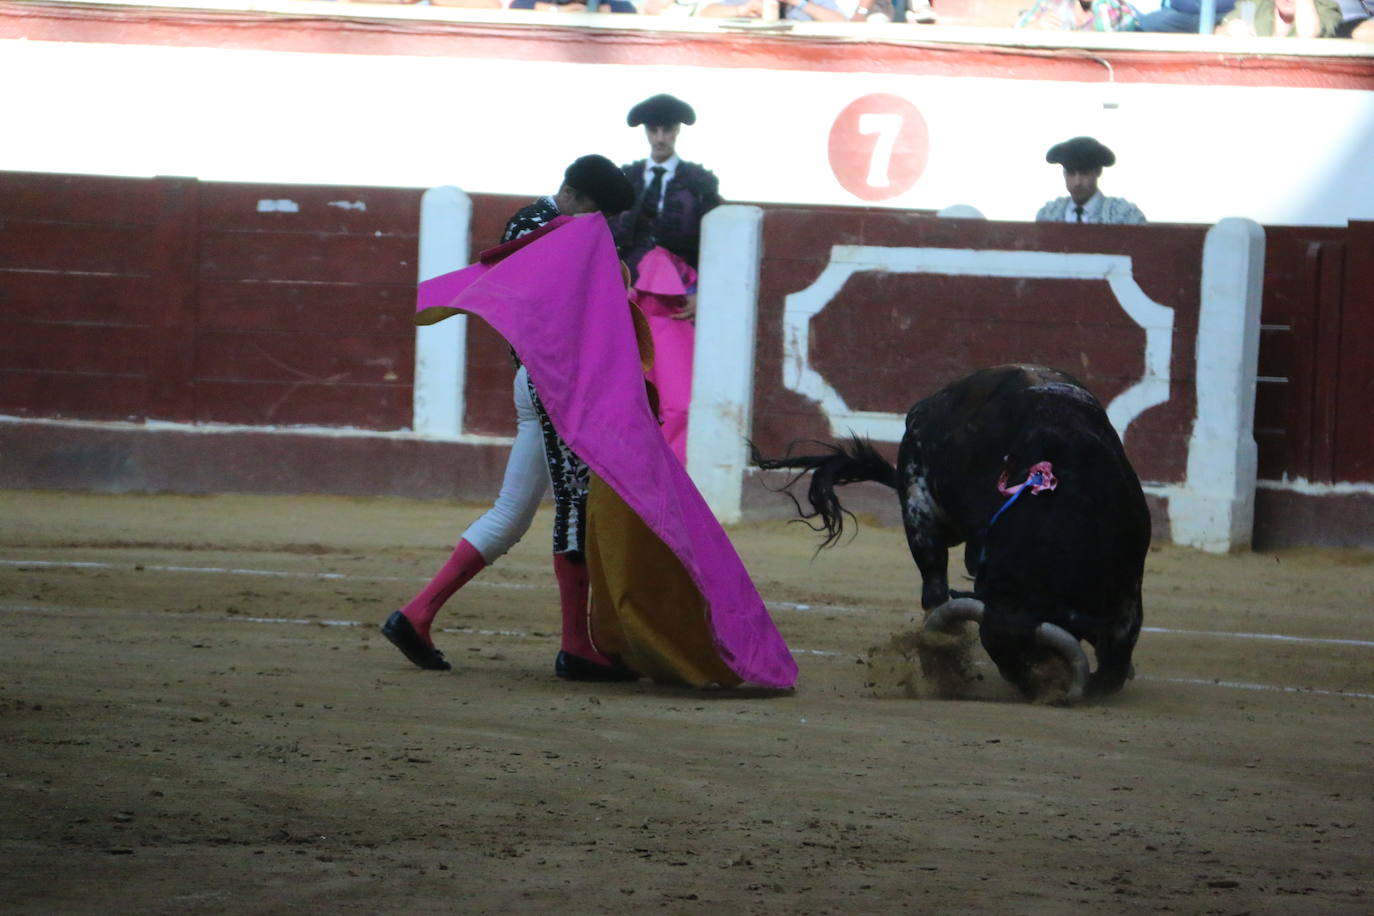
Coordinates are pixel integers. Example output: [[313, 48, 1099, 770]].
[[749, 209, 1206, 488], [1, 172, 162, 422], [0, 172, 422, 429], [2, 172, 1371, 546], [1256, 223, 1374, 486]]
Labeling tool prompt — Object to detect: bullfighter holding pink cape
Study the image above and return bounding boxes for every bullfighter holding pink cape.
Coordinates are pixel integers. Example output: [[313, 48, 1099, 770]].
[[414, 214, 797, 689], [630, 247, 696, 466]]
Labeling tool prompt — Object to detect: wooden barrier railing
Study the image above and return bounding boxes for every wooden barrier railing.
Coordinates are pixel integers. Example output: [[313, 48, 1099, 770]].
[[2, 171, 1370, 547]]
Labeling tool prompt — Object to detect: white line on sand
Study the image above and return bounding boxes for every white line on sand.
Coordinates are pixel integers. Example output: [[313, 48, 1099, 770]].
[[1138, 676, 1374, 701], [1140, 626, 1374, 648], [7, 558, 1371, 649], [1, 600, 1369, 701], [0, 558, 536, 588]]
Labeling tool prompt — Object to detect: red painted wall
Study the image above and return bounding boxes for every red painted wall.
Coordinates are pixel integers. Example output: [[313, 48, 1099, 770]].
[[0, 172, 421, 430], [750, 209, 1205, 486], [3, 171, 1371, 496], [1256, 223, 1374, 485], [0, 172, 161, 422]]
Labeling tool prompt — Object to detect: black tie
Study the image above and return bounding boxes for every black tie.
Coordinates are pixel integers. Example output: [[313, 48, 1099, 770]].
[[643, 166, 666, 219], [1074, 204, 1085, 223]]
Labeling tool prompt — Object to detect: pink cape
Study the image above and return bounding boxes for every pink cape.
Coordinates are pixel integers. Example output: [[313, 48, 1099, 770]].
[[632, 247, 696, 466], [415, 214, 797, 689]]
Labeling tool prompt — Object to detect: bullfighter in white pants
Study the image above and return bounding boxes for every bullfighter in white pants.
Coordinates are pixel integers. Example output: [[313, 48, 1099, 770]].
[[381, 154, 639, 682]]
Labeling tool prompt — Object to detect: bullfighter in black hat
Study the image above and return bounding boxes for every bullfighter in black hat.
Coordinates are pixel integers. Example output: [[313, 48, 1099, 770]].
[[612, 94, 722, 277], [608, 94, 722, 466], [1035, 136, 1146, 225]]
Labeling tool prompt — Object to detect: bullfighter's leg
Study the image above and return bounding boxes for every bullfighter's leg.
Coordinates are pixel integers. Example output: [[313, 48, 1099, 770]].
[[899, 471, 951, 610], [383, 367, 551, 671], [528, 375, 637, 682]]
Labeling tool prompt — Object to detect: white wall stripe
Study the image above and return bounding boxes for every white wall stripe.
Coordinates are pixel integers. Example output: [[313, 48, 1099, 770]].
[[781, 246, 1173, 447], [413, 186, 473, 439]]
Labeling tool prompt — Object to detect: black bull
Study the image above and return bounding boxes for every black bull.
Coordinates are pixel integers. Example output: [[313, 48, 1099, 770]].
[[754, 365, 1150, 700]]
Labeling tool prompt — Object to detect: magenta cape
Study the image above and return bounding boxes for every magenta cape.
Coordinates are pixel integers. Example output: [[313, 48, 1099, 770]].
[[632, 247, 696, 466], [415, 215, 797, 689]]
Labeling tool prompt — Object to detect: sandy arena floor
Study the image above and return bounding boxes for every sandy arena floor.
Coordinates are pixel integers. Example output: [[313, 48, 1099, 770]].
[[1, 490, 1371, 914]]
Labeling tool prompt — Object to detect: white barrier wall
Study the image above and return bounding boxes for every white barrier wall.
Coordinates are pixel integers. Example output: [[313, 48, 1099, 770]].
[[1168, 218, 1266, 552], [685, 206, 765, 525], [4, 35, 1373, 228], [414, 193, 1266, 551], [412, 187, 473, 440]]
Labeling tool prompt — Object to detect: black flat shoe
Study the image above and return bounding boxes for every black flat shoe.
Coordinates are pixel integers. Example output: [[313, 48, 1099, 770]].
[[555, 650, 639, 682], [382, 611, 451, 671]]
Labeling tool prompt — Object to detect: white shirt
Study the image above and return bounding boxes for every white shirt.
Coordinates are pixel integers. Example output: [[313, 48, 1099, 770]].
[[642, 154, 679, 212]]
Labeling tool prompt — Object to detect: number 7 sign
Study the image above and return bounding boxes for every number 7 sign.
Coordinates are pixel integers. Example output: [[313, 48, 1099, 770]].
[[827, 94, 930, 202]]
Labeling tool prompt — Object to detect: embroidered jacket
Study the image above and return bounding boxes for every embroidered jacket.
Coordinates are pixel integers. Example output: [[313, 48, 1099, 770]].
[[502, 196, 562, 243], [1035, 192, 1146, 225], [610, 159, 722, 272]]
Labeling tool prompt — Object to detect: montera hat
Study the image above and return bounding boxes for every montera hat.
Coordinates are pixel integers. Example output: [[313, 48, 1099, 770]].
[[627, 93, 696, 128], [564, 154, 637, 216], [1046, 136, 1116, 171]]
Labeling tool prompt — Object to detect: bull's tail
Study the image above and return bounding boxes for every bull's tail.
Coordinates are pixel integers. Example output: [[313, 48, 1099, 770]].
[[750, 436, 898, 549]]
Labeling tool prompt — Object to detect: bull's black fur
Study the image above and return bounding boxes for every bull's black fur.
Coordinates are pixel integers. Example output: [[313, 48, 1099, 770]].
[[755, 365, 1150, 699]]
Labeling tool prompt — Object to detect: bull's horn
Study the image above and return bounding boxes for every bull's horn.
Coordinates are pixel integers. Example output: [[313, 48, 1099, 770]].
[[1034, 622, 1090, 702], [924, 597, 985, 632]]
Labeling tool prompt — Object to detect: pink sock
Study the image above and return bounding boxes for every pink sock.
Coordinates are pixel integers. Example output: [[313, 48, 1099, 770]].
[[399, 539, 486, 644], [553, 553, 615, 666]]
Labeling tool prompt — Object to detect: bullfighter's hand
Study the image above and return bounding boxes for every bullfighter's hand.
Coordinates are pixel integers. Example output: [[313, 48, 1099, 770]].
[[673, 294, 697, 321]]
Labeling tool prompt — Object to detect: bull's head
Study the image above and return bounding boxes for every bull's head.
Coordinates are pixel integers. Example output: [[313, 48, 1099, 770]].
[[924, 598, 1090, 702]]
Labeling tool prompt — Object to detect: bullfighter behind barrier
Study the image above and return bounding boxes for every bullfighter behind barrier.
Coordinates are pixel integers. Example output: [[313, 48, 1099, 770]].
[[610, 93, 721, 466]]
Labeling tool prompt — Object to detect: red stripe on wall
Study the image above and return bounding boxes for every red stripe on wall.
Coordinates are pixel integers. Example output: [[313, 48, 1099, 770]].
[[3, 1, 1372, 91]]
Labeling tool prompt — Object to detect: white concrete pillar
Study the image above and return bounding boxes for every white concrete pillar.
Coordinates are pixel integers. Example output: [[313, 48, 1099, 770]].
[[1169, 217, 1265, 552], [412, 186, 472, 438], [687, 205, 764, 523]]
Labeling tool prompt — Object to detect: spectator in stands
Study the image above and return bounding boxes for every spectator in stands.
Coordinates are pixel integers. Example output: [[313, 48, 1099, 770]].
[[1216, 0, 1341, 31], [508, 0, 637, 10], [886, 0, 937, 20], [847, 0, 899, 19], [1017, 0, 1142, 29], [1035, 136, 1146, 225], [636, 0, 702, 11], [609, 93, 721, 465], [1129, 0, 1234, 31], [701, 0, 902, 18], [698, 0, 849, 21], [1334, 0, 1374, 34]]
